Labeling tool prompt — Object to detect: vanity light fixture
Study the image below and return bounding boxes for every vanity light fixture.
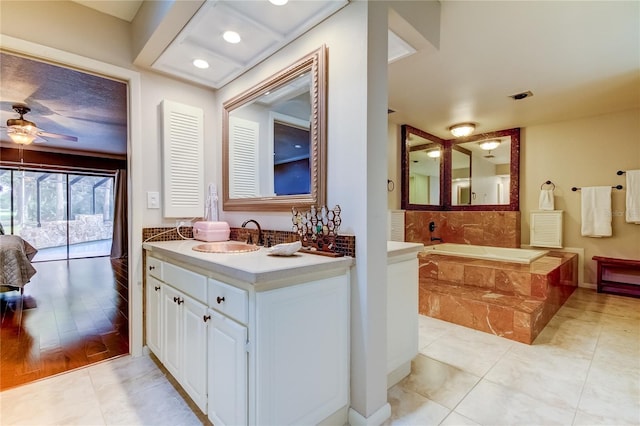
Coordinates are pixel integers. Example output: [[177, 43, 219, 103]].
[[427, 149, 441, 158], [269, 0, 288, 5], [223, 30, 241, 44], [449, 122, 475, 138], [192, 59, 210, 69], [479, 140, 501, 151]]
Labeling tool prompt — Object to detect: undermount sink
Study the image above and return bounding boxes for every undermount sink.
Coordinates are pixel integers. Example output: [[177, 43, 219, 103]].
[[192, 241, 261, 253]]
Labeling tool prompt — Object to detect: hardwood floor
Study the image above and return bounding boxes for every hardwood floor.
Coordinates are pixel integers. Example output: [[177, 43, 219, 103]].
[[0, 257, 129, 391]]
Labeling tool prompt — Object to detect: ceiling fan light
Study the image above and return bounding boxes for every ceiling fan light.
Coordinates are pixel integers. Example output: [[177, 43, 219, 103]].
[[479, 140, 501, 151], [449, 122, 475, 138], [8, 130, 36, 145]]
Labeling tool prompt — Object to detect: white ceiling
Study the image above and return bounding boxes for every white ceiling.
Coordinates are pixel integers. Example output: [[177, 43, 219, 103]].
[[73, 0, 640, 138], [3, 1, 639, 155], [152, 0, 348, 88]]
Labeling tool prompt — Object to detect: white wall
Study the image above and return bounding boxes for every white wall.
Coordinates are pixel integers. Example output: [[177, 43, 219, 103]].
[[215, 2, 390, 420]]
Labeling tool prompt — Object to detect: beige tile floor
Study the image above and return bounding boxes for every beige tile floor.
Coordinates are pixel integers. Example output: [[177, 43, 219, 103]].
[[1, 288, 638, 426], [387, 288, 640, 426]]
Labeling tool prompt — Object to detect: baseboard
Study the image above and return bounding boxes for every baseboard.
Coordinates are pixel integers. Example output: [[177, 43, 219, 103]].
[[348, 403, 391, 426], [387, 361, 411, 389], [318, 405, 348, 426]]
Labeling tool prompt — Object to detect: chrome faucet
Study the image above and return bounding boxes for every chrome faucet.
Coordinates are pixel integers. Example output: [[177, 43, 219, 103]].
[[241, 219, 264, 246]]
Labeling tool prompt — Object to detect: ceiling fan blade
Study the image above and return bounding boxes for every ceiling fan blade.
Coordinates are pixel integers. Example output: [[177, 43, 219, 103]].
[[36, 131, 78, 142]]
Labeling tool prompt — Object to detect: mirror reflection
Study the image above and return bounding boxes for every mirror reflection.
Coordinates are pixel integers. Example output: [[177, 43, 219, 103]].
[[402, 125, 444, 209], [452, 135, 511, 206], [401, 127, 520, 211], [408, 134, 441, 204], [223, 46, 326, 211]]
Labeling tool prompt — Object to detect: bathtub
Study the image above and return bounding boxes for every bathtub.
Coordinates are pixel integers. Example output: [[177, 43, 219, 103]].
[[423, 243, 548, 264]]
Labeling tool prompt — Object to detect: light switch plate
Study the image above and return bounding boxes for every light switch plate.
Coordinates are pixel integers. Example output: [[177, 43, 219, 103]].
[[147, 191, 160, 209]]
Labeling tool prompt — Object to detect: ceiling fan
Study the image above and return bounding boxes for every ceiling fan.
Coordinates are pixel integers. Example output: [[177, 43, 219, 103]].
[[3, 103, 78, 145]]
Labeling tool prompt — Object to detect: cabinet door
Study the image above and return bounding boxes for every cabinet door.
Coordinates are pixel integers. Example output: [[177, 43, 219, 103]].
[[208, 309, 248, 426], [162, 284, 182, 380], [146, 276, 163, 359], [387, 258, 419, 374], [255, 275, 349, 425], [182, 295, 208, 414]]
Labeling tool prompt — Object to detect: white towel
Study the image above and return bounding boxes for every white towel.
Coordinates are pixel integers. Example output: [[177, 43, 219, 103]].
[[626, 170, 640, 223], [538, 189, 555, 210], [581, 186, 612, 237]]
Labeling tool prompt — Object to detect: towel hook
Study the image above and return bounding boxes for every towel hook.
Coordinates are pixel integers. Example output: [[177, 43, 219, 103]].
[[617, 170, 626, 175], [540, 180, 555, 190]]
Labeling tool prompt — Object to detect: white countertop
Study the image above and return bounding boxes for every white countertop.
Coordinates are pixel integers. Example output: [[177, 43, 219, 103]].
[[387, 241, 424, 263], [143, 240, 354, 285]]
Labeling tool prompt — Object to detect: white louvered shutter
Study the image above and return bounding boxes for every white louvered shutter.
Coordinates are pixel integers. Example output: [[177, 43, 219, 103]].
[[161, 100, 204, 217], [229, 116, 259, 198]]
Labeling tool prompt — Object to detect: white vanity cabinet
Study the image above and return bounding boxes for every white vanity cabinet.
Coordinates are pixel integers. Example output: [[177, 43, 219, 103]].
[[146, 256, 209, 413], [143, 242, 353, 426], [386, 241, 423, 388], [162, 285, 208, 412], [145, 257, 163, 359], [145, 276, 163, 358], [208, 308, 248, 426]]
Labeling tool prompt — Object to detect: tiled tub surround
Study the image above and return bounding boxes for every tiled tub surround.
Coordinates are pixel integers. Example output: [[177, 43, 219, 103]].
[[406, 211, 521, 248], [142, 226, 356, 257], [419, 251, 578, 344]]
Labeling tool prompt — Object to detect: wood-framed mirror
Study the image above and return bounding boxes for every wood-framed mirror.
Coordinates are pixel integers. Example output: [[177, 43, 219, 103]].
[[446, 128, 520, 211], [222, 45, 327, 211], [401, 125, 445, 210], [401, 126, 520, 211]]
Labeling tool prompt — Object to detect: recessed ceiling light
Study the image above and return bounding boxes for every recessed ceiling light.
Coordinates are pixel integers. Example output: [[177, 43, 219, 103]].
[[269, 0, 288, 5], [192, 59, 209, 69], [223, 30, 241, 44], [294, 144, 302, 149]]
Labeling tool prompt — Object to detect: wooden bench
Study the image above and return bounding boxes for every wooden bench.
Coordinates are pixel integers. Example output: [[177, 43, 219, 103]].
[[592, 256, 640, 298]]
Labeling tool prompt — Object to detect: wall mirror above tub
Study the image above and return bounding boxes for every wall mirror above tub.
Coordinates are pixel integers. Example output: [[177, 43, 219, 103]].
[[401, 125, 444, 210], [223, 45, 327, 211], [401, 126, 520, 211]]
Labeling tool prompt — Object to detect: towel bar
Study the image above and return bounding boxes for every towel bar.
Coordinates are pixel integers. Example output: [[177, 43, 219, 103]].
[[572, 185, 623, 191]]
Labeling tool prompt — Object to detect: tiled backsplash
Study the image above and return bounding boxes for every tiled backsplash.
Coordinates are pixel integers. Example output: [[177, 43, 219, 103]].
[[405, 211, 521, 248], [142, 226, 356, 257]]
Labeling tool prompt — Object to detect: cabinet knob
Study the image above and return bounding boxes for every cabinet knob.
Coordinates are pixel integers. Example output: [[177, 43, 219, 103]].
[[154, 286, 160, 291], [203, 315, 211, 322], [149, 265, 155, 270], [216, 296, 225, 304], [177, 298, 184, 305]]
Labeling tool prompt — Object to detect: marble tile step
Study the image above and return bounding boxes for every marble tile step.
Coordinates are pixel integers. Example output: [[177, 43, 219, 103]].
[[421, 280, 545, 315], [419, 280, 551, 343]]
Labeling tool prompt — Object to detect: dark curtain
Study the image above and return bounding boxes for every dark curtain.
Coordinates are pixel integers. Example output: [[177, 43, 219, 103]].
[[110, 169, 128, 259]]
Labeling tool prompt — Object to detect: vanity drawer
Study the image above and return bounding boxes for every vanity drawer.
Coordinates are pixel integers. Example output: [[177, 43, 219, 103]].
[[147, 256, 163, 281], [163, 262, 207, 303], [208, 279, 248, 324]]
